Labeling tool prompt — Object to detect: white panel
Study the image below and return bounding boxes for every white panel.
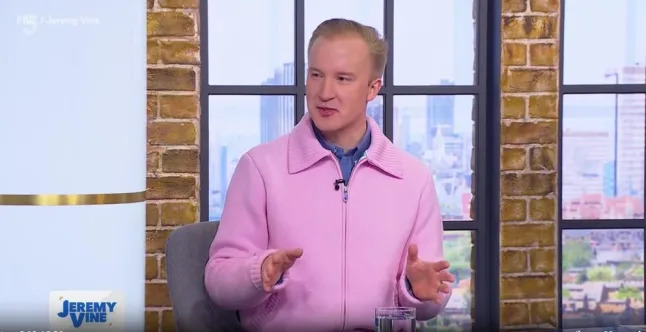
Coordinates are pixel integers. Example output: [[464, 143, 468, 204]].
[[0, 0, 147, 194], [0, 204, 145, 330], [0, 0, 146, 330]]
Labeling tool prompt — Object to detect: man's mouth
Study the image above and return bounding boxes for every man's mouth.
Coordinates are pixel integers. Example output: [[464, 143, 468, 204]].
[[316, 106, 338, 117]]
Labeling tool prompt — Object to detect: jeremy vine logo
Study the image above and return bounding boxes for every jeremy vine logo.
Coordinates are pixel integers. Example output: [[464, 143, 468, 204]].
[[49, 291, 124, 330]]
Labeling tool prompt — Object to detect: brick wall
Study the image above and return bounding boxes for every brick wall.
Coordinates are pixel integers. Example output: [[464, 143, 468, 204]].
[[499, 0, 560, 329], [146, 0, 200, 331]]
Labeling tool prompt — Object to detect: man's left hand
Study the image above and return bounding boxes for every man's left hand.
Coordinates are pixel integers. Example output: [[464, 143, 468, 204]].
[[405, 244, 455, 303]]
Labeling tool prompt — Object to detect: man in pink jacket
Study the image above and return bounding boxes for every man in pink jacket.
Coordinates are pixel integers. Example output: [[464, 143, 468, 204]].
[[204, 18, 454, 332]]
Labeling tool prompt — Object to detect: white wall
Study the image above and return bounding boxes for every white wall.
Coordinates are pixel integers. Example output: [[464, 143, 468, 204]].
[[0, 0, 146, 330]]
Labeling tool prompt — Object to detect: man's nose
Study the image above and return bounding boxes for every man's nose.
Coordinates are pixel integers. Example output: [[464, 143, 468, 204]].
[[318, 79, 335, 100]]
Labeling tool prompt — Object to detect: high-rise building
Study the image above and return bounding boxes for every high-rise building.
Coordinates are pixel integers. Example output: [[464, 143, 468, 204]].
[[426, 80, 455, 147], [367, 100, 383, 129], [261, 63, 295, 143], [603, 161, 616, 198], [624, 0, 645, 66], [562, 125, 613, 213], [617, 66, 645, 199]]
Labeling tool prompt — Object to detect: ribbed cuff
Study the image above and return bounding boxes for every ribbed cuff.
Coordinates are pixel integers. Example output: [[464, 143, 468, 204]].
[[249, 249, 289, 292], [399, 276, 423, 306]]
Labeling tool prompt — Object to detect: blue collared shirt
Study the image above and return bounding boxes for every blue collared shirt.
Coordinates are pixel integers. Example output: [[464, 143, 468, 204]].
[[312, 123, 371, 184]]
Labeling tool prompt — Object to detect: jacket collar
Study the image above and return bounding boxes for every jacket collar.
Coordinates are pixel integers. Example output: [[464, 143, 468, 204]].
[[287, 113, 403, 178]]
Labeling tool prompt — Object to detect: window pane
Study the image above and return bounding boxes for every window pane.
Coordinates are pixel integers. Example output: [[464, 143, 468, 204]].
[[207, 95, 294, 221], [207, 0, 294, 85], [304, 95, 384, 131], [393, 95, 475, 221], [304, 0, 383, 81], [562, 229, 645, 330], [419, 231, 473, 331], [564, 0, 646, 84], [562, 94, 645, 220], [394, 0, 477, 85]]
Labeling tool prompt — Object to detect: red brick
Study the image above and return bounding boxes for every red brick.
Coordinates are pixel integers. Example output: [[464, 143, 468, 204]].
[[502, 223, 555, 247], [159, 0, 198, 8], [146, 203, 159, 226], [146, 230, 172, 254], [147, 68, 196, 91], [147, 12, 194, 37], [501, 69, 557, 93], [146, 176, 196, 199], [160, 94, 198, 118], [145, 311, 159, 332], [146, 256, 158, 280], [146, 283, 171, 306], [148, 122, 196, 145], [161, 202, 197, 225], [502, 16, 558, 39]]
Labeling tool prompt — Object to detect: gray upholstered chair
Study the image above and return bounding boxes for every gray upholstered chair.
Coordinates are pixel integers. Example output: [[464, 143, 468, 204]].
[[165, 221, 245, 332]]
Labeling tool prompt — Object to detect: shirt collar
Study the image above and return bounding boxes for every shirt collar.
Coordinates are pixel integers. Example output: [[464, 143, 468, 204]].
[[312, 121, 372, 161]]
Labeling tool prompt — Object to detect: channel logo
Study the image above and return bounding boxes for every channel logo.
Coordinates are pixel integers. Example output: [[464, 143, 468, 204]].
[[49, 291, 124, 330]]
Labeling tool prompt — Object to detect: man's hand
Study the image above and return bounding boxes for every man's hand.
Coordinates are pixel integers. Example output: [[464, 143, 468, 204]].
[[261, 248, 303, 291], [405, 244, 455, 303]]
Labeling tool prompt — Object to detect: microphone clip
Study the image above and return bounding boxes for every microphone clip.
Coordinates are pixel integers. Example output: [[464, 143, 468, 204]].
[[334, 179, 345, 191]]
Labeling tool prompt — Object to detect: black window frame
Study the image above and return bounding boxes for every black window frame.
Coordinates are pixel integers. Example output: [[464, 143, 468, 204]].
[[199, 0, 502, 330], [557, 0, 646, 328]]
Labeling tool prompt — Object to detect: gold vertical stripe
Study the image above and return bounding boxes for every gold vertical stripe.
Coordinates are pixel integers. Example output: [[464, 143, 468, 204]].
[[0, 191, 146, 206]]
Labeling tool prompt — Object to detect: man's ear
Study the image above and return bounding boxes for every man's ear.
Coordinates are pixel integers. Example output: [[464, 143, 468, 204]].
[[368, 77, 382, 100]]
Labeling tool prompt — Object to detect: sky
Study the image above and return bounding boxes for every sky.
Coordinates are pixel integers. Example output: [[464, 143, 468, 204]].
[[207, 0, 645, 87], [207, 0, 474, 87], [563, 0, 645, 86]]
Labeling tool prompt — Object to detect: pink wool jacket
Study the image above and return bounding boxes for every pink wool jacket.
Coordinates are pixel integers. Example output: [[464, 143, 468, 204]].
[[205, 114, 451, 332]]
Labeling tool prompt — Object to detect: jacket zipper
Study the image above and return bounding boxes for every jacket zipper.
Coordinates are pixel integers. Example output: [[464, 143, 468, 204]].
[[337, 153, 369, 331]]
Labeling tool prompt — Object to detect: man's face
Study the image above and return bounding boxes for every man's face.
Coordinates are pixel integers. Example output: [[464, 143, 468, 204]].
[[306, 35, 381, 135]]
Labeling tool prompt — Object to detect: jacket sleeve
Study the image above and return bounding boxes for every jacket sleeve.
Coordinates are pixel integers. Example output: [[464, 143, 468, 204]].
[[204, 152, 288, 310], [396, 172, 452, 320]]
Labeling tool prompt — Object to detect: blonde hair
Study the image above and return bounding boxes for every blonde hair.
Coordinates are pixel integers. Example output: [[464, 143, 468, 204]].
[[307, 18, 388, 80]]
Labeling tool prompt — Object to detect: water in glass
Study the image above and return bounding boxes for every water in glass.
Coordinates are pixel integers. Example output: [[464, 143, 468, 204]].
[[375, 307, 416, 332]]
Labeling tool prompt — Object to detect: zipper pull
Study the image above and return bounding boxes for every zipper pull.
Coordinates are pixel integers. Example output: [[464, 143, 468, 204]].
[[343, 186, 348, 203]]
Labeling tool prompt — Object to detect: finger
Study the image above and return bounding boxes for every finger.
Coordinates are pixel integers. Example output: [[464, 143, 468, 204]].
[[274, 249, 302, 266], [262, 265, 276, 291], [278, 249, 303, 268], [285, 248, 303, 260], [433, 260, 450, 271], [275, 249, 303, 273], [407, 244, 418, 263], [438, 283, 451, 294], [438, 270, 455, 283], [281, 257, 298, 272]]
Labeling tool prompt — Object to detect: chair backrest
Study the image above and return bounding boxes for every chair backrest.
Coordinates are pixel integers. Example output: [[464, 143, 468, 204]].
[[165, 221, 245, 332]]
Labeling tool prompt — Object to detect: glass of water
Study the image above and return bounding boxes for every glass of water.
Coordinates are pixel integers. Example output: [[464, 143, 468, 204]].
[[375, 307, 416, 332]]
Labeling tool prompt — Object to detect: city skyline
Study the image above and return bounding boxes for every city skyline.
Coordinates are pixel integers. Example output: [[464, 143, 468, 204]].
[[562, 229, 645, 329], [559, 1, 645, 329]]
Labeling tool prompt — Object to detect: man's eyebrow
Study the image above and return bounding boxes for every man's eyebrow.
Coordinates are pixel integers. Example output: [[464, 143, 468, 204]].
[[307, 67, 356, 77], [336, 71, 356, 77]]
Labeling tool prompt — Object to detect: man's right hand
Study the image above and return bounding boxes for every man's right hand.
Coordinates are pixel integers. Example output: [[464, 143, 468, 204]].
[[261, 248, 303, 291]]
